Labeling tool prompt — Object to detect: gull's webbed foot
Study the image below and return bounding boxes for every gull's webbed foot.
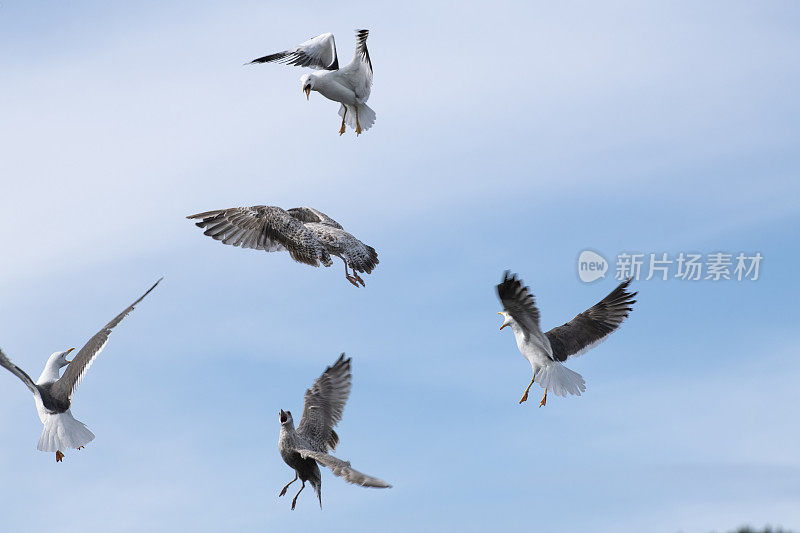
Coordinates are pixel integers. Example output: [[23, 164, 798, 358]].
[[539, 388, 548, 408], [519, 390, 529, 404], [345, 275, 360, 287], [352, 270, 365, 287], [77, 446, 84, 450], [55, 450, 65, 462]]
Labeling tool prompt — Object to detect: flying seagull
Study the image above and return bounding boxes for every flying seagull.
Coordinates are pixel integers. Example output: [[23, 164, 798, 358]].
[[248, 29, 374, 135], [0, 279, 161, 462], [187, 206, 378, 287], [278, 354, 391, 510], [496, 272, 636, 407]]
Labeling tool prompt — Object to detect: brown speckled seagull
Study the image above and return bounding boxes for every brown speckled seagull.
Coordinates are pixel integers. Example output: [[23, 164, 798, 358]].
[[277, 354, 391, 510], [187, 206, 378, 287]]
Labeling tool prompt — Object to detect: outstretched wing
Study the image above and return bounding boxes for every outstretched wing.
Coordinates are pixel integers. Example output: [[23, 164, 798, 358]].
[[50, 279, 162, 402], [297, 449, 391, 488], [339, 29, 373, 101], [297, 354, 351, 452], [545, 278, 637, 362], [248, 33, 339, 70], [286, 207, 343, 229], [187, 206, 332, 267], [496, 271, 542, 339], [0, 348, 38, 395]]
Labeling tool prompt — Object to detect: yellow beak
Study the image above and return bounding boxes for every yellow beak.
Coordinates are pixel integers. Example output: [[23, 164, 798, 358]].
[[65, 347, 75, 363], [303, 86, 311, 100]]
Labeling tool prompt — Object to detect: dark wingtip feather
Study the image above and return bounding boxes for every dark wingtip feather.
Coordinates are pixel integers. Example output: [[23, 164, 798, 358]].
[[496, 270, 522, 299], [247, 52, 287, 65]]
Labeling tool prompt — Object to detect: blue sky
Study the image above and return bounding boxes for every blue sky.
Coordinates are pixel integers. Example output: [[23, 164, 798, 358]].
[[1, 1, 799, 532]]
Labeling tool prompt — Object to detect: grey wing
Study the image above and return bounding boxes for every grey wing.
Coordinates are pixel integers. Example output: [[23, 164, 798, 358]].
[[50, 278, 162, 402], [297, 449, 391, 488], [545, 278, 637, 362], [297, 354, 351, 451], [187, 206, 332, 267], [0, 348, 38, 395], [496, 271, 542, 339], [286, 207, 343, 229], [339, 29, 372, 100], [248, 33, 339, 70]]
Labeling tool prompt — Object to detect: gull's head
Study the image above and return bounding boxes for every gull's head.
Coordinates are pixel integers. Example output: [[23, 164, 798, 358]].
[[279, 409, 294, 427], [300, 74, 314, 100], [497, 311, 513, 331], [49, 348, 75, 368]]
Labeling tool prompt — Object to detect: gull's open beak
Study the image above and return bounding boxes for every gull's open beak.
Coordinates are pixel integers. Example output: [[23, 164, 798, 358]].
[[497, 313, 509, 331], [65, 347, 75, 363], [303, 86, 311, 100]]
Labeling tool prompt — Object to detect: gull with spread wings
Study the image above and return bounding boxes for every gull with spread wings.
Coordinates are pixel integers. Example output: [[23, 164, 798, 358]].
[[497, 272, 636, 407], [278, 354, 391, 510], [0, 279, 161, 462], [187, 205, 378, 287], [248, 29, 374, 135]]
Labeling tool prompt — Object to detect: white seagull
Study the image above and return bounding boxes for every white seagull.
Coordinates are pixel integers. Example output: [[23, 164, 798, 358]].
[[497, 272, 637, 407], [248, 29, 374, 135], [0, 279, 161, 462]]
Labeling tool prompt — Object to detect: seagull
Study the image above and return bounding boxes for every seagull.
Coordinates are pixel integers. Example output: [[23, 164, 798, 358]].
[[0, 279, 161, 462], [496, 272, 636, 407], [187, 206, 379, 287], [278, 354, 391, 510], [248, 29, 374, 135]]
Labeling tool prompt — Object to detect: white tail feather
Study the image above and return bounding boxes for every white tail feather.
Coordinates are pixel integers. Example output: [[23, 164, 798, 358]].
[[338, 104, 376, 133], [37, 410, 95, 452], [535, 363, 586, 398]]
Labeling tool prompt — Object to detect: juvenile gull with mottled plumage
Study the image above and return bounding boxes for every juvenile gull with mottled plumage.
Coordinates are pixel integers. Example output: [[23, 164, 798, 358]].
[[278, 354, 391, 510], [187, 205, 379, 287]]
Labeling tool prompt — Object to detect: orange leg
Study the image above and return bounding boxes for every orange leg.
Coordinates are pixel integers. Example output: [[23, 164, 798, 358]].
[[339, 108, 347, 135], [519, 372, 536, 404]]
